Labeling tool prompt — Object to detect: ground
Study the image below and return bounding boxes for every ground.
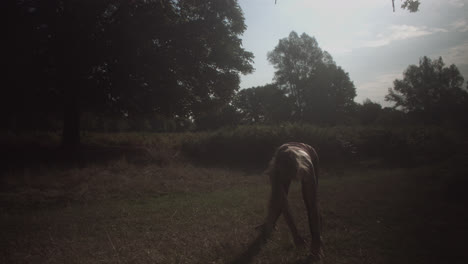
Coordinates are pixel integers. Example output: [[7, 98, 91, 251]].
[[1, 152, 467, 263]]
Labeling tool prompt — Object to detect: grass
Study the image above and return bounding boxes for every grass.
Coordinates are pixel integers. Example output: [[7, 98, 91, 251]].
[[2, 125, 462, 169], [0, 162, 265, 264], [2, 156, 467, 264]]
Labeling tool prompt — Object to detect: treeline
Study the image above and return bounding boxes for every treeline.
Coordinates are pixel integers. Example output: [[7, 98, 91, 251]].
[[6, 52, 465, 133], [3, 1, 468, 143], [3, 0, 253, 147]]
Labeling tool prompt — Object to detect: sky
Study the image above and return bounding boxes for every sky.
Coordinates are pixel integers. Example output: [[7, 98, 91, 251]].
[[237, 0, 468, 106]]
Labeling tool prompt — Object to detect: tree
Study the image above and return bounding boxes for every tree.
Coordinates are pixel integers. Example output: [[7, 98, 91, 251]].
[[5, 0, 253, 149], [195, 104, 241, 130], [267, 31, 356, 124], [233, 84, 293, 124], [357, 99, 383, 125], [385, 56, 467, 124], [393, 0, 420, 12], [302, 62, 356, 124]]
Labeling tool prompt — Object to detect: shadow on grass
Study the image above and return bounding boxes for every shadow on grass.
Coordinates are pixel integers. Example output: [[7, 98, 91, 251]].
[[230, 233, 267, 264], [0, 143, 158, 174], [229, 230, 320, 264]]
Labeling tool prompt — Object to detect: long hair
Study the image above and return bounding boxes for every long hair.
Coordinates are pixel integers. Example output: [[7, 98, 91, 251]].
[[265, 143, 318, 185]]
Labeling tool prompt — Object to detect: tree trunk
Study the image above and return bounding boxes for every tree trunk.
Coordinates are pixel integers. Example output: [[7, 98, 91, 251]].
[[62, 92, 80, 151], [60, 1, 81, 152]]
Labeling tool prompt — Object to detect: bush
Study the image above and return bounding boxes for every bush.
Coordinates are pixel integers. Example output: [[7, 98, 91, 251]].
[[182, 124, 352, 168], [181, 124, 460, 168]]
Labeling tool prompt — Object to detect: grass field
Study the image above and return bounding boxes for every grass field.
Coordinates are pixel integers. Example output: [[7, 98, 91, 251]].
[[1, 149, 467, 264]]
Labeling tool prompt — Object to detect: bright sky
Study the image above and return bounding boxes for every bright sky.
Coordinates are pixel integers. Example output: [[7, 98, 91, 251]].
[[238, 0, 468, 106]]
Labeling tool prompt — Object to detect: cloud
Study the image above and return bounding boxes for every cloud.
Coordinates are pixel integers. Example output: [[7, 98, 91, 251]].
[[355, 72, 403, 105], [363, 25, 447, 48], [295, 0, 385, 10], [324, 46, 353, 55], [438, 41, 468, 67], [431, 0, 466, 8], [450, 19, 468, 32], [356, 41, 468, 104], [447, 0, 466, 7]]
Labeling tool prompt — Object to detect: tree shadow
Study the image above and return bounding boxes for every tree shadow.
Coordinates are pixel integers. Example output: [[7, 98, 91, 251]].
[[0, 143, 155, 174], [230, 233, 267, 264]]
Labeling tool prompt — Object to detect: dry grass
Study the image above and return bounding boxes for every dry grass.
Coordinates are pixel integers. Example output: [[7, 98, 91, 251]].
[[1, 158, 467, 263], [0, 158, 258, 206], [0, 160, 265, 264]]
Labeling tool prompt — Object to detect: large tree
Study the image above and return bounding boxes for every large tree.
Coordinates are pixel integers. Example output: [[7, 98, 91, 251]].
[[385, 56, 467, 123], [4, 0, 253, 149], [267, 31, 356, 124]]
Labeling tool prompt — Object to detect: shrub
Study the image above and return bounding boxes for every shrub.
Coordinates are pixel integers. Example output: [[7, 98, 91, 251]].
[[181, 124, 460, 168], [182, 124, 352, 168]]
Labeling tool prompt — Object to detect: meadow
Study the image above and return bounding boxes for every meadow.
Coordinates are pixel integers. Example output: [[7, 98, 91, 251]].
[[1, 126, 467, 263]]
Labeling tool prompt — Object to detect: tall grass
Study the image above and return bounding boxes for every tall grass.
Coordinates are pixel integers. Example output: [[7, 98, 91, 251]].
[[182, 124, 342, 168], [2, 124, 461, 169], [182, 124, 461, 168]]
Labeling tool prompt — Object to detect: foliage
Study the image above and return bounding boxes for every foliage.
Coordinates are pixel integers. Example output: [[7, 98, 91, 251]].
[[233, 84, 293, 124], [396, 0, 420, 12], [80, 112, 193, 133], [353, 126, 457, 165], [356, 99, 383, 125], [194, 104, 242, 130], [267, 31, 356, 124], [374, 107, 409, 125], [4, 0, 253, 147], [1, 123, 463, 172], [386, 56, 468, 124], [182, 124, 459, 168], [183, 124, 340, 167]]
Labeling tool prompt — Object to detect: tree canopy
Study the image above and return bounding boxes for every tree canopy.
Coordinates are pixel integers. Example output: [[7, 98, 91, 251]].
[[233, 84, 293, 124], [4, 0, 253, 147], [267, 31, 356, 124], [385, 56, 467, 124]]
